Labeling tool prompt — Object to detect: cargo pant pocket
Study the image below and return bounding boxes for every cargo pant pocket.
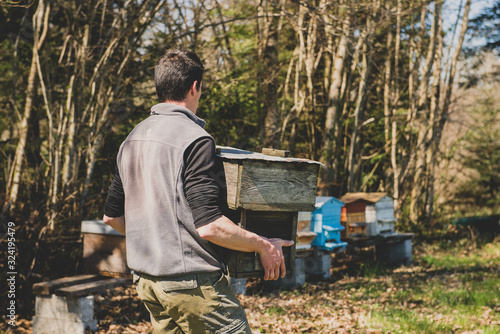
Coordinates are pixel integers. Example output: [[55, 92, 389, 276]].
[[155, 274, 221, 333], [137, 273, 250, 334], [199, 274, 251, 334], [135, 276, 185, 334]]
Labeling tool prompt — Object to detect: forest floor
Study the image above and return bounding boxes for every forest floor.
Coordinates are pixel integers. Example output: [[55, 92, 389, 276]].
[[2, 235, 499, 334]]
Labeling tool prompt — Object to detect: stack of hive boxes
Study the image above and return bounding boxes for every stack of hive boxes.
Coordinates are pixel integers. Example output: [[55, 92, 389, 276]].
[[216, 147, 322, 278], [340, 192, 396, 239], [80, 220, 130, 278]]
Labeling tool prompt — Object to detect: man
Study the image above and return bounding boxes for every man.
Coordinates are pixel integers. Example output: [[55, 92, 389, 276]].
[[103, 49, 293, 334]]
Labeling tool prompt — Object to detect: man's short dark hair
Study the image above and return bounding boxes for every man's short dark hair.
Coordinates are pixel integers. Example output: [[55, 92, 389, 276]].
[[155, 49, 204, 102]]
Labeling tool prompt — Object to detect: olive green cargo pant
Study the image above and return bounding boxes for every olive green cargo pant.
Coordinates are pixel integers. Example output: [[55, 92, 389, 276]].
[[135, 271, 251, 334]]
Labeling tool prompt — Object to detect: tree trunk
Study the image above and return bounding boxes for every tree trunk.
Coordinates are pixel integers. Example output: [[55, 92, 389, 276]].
[[391, 0, 401, 214], [442, 0, 471, 119], [262, 2, 280, 148], [304, 12, 319, 157], [319, 12, 350, 195], [424, 0, 443, 221], [79, 0, 165, 213], [410, 1, 440, 222], [384, 1, 393, 148], [417, 1, 439, 110], [256, 0, 279, 148], [399, 2, 426, 216], [347, 14, 373, 192], [427, 0, 471, 219], [6, 0, 49, 211], [287, 5, 306, 154]]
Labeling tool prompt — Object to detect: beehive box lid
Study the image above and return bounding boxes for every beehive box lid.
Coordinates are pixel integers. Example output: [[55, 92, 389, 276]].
[[217, 146, 322, 212], [315, 196, 344, 209], [81, 220, 124, 236], [340, 192, 390, 204], [217, 146, 322, 165]]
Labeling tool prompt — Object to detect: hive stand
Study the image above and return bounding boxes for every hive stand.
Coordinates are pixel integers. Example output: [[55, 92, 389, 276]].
[[304, 253, 332, 280], [273, 256, 306, 288], [33, 275, 128, 334], [375, 233, 413, 265], [229, 277, 247, 295]]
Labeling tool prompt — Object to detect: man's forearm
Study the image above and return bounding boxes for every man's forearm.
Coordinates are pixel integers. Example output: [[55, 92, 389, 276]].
[[197, 215, 294, 280], [103, 214, 126, 235], [196, 215, 270, 253]]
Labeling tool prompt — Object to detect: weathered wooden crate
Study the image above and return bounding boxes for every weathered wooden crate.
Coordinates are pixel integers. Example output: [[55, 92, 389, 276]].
[[217, 147, 322, 278], [222, 210, 298, 278], [296, 212, 318, 250], [81, 220, 131, 279], [219, 147, 320, 212], [341, 212, 368, 239]]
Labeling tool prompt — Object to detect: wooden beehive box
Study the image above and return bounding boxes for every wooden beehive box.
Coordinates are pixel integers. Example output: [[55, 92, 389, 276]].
[[217, 147, 322, 278], [339, 200, 369, 240], [310, 197, 347, 251], [296, 212, 318, 250], [340, 192, 395, 237], [371, 195, 396, 235], [341, 212, 368, 239], [81, 220, 131, 278]]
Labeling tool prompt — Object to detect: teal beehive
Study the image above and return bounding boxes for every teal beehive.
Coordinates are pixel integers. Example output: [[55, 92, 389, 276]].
[[310, 197, 347, 251]]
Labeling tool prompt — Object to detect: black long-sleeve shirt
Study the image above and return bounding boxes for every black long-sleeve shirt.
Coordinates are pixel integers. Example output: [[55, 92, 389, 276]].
[[104, 137, 223, 228]]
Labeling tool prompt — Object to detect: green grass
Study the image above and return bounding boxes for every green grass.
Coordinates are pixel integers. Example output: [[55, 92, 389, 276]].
[[242, 237, 500, 333], [264, 306, 286, 316], [361, 261, 387, 278], [421, 241, 499, 269], [362, 238, 500, 333], [371, 308, 456, 333]]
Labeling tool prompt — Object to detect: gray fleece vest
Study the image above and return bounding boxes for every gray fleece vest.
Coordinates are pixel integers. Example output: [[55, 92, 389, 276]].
[[117, 103, 222, 276]]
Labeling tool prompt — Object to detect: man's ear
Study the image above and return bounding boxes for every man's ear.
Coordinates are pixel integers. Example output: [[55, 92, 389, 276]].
[[190, 81, 199, 96]]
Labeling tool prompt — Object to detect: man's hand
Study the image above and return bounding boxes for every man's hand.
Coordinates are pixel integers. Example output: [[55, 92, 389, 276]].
[[258, 237, 294, 281], [196, 216, 294, 280], [103, 214, 126, 235]]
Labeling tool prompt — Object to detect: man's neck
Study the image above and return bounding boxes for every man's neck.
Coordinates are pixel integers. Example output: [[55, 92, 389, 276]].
[[162, 100, 196, 114]]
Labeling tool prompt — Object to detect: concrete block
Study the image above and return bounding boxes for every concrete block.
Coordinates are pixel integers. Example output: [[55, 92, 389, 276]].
[[34, 295, 94, 322], [376, 238, 412, 265], [366, 222, 378, 236], [33, 295, 97, 334], [275, 257, 306, 288], [229, 277, 247, 295], [304, 254, 331, 280]]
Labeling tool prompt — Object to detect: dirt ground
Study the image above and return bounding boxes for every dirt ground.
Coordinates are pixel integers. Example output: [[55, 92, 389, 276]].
[[1, 249, 376, 334], [2, 242, 498, 334], [1, 280, 373, 334]]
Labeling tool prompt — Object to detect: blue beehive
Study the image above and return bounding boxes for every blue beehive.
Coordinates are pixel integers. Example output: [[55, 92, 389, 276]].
[[311, 197, 347, 251]]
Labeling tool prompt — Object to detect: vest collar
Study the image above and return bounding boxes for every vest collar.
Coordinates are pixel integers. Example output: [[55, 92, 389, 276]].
[[150, 103, 206, 128]]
